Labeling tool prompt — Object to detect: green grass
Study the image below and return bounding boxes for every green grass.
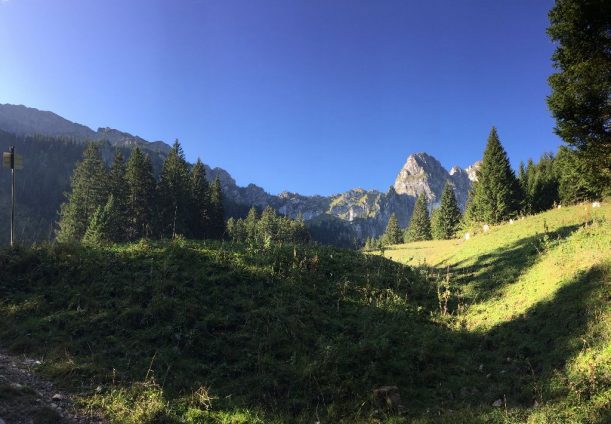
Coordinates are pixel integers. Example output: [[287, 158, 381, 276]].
[[0, 203, 609, 422], [378, 203, 611, 422]]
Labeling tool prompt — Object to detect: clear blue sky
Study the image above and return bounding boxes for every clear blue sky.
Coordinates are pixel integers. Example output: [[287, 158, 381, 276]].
[[0, 0, 561, 196]]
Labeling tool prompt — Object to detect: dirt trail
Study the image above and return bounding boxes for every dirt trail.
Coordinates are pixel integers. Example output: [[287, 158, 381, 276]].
[[0, 351, 104, 424]]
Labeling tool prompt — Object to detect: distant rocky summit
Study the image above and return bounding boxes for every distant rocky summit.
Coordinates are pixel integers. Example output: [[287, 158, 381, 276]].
[[0, 103, 480, 244]]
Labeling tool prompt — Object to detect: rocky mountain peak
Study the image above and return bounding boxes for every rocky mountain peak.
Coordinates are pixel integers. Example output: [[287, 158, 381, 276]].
[[466, 160, 482, 182], [393, 152, 451, 205]]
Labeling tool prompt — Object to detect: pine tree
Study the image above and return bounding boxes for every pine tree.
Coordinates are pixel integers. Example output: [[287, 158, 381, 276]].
[[382, 213, 403, 245], [208, 176, 225, 239], [244, 207, 259, 243], [466, 127, 521, 223], [125, 148, 156, 240], [554, 146, 601, 203], [107, 151, 129, 242], [405, 194, 432, 242], [431, 183, 462, 239], [290, 214, 309, 244], [258, 206, 277, 245], [56, 143, 108, 242], [82, 194, 117, 246], [190, 158, 210, 239], [547, 0, 611, 191], [157, 140, 191, 238]]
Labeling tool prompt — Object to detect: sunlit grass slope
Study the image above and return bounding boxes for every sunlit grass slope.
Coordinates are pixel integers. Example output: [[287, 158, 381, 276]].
[[0, 203, 608, 423], [380, 203, 611, 422]]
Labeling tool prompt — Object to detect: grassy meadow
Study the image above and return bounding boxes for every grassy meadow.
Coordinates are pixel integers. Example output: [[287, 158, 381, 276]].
[[0, 203, 609, 423]]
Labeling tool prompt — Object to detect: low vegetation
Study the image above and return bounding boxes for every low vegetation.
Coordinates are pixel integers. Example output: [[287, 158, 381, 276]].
[[1, 203, 609, 422]]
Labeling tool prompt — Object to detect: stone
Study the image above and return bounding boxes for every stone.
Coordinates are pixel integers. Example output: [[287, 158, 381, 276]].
[[52, 393, 64, 401], [492, 399, 503, 407], [372, 386, 402, 411]]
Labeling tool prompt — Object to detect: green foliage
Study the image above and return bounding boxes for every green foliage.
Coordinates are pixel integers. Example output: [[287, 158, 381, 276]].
[[125, 148, 156, 240], [56, 143, 109, 242], [547, 0, 611, 192], [208, 176, 226, 239], [228, 206, 309, 246], [555, 146, 604, 204], [1, 204, 610, 422], [157, 140, 192, 238], [82, 195, 120, 246], [466, 127, 521, 223], [405, 195, 432, 242], [108, 151, 129, 242], [431, 183, 461, 239], [0, 131, 87, 245], [518, 153, 560, 214], [382, 213, 403, 245], [190, 159, 210, 239]]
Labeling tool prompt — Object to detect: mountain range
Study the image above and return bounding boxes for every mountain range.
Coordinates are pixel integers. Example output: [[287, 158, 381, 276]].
[[0, 103, 480, 245]]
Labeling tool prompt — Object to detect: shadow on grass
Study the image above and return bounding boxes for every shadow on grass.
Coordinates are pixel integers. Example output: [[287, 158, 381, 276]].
[[0, 241, 607, 422], [433, 224, 583, 304]]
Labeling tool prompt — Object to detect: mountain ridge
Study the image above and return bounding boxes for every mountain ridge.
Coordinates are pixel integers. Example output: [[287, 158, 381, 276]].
[[0, 103, 480, 243]]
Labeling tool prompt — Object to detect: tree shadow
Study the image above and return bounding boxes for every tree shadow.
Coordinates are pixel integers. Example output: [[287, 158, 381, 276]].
[[433, 224, 582, 304], [0, 241, 607, 422]]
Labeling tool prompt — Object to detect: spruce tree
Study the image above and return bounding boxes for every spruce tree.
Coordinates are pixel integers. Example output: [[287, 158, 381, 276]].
[[382, 213, 403, 245], [82, 194, 117, 246], [208, 176, 225, 239], [466, 127, 521, 223], [157, 140, 191, 238], [258, 206, 277, 245], [190, 158, 210, 239], [431, 183, 462, 239], [405, 194, 432, 242], [554, 146, 600, 203], [244, 207, 259, 243], [125, 148, 156, 240], [547, 0, 610, 191], [56, 143, 108, 242], [108, 151, 129, 242]]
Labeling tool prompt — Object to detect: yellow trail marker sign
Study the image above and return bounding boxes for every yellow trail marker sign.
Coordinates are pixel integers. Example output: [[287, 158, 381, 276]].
[[2, 151, 23, 170]]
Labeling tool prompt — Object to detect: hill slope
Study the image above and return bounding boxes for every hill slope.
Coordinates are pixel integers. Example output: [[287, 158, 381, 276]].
[[0, 204, 608, 423]]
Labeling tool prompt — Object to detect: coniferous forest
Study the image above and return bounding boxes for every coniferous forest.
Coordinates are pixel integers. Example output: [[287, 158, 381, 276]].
[[0, 0, 609, 423]]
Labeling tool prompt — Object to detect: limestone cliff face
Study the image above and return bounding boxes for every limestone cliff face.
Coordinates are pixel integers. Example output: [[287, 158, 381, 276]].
[[394, 153, 456, 208]]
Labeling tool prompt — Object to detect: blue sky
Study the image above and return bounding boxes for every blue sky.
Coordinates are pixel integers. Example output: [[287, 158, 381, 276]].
[[0, 0, 561, 195]]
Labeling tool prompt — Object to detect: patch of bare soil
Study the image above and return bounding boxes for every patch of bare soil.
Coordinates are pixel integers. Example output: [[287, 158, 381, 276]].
[[0, 352, 104, 424]]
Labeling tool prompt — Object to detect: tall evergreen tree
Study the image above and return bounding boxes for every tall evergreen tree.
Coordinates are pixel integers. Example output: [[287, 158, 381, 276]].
[[521, 153, 559, 213], [466, 127, 521, 223], [56, 144, 108, 242], [125, 148, 156, 240], [431, 183, 462, 239], [258, 206, 277, 245], [547, 0, 610, 193], [208, 176, 225, 239], [82, 194, 117, 246], [157, 140, 191, 238], [244, 207, 259, 243], [405, 195, 432, 242], [382, 213, 403, 245], [190, 158, 210, 239], [108, 151, 129, 242], [554, 146, 601, 203]]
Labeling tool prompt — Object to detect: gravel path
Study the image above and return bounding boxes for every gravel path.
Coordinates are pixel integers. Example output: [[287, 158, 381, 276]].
[[0, 351, 105, 424]]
